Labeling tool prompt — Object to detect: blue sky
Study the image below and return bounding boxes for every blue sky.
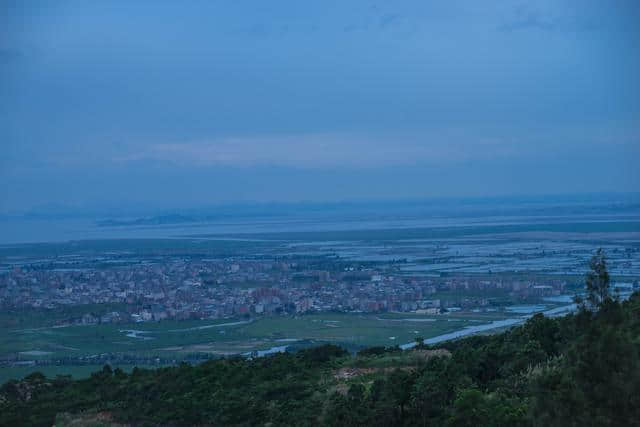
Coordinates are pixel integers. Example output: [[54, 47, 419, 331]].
[[1, 0, 639, 212]]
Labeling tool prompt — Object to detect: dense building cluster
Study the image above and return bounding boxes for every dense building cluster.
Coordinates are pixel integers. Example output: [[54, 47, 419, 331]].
[[0, 255, 572, 324]]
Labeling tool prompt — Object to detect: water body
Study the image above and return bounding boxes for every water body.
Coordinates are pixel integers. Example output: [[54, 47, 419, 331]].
[[119, 330, 155, 340], [1, 202, 639, 245], [243, 345, 289, 358], [19, 350, 52, 356], [0, 215, 533, 244], [543, 295, 576, 303], [167, 320, 252, 332], [400, 292, 634, 350], [505, 304, 547, 314], [399, 304, 576, 350], [119, 320, 252, 339]]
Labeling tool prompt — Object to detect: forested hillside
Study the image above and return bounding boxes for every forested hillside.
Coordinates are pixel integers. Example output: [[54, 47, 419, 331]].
[[2, 253, 639, 426]]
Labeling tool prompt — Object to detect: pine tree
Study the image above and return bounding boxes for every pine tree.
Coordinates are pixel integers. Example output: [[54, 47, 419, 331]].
[[582, 248, 611, 309]]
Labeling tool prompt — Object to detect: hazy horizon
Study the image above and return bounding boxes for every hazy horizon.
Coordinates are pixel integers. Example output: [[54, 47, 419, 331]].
[[0, 191, 638, 218]]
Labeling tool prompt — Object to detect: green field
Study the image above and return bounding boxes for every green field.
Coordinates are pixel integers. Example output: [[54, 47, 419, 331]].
[[0, 311, 508, 382], [2, 312, 503, 357]]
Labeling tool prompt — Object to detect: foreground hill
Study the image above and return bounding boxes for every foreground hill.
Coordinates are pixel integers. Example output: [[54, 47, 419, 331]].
[[2, 292, 639, 426]]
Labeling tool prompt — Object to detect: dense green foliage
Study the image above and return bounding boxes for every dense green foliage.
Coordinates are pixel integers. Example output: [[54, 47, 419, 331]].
[[2, 293, 639, 426]]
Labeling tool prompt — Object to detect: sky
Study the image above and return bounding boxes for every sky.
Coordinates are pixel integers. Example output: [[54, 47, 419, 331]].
[[1, 0, 639, 213]]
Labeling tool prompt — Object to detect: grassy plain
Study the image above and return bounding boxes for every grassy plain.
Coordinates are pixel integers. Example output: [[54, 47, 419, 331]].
[[0, 310, 507, 382], [1, 312, 501, 357]]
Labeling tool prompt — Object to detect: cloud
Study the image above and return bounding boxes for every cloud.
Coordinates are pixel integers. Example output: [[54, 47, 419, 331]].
[[498, 3, 600, 33], [12, 120, 638, 172], [108, 132, 528, 169]]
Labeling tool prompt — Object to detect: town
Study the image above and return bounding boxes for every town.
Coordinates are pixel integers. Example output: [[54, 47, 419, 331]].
[[0, 254, 575, 325]]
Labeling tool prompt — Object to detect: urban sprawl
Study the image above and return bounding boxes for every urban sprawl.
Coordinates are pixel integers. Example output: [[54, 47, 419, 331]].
[[0, 256, 578, 325]]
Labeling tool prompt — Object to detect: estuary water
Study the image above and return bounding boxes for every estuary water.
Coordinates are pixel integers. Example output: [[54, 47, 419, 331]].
[[398, 303, 578, 350], [1, 205, 638, 245], [399, 291, 634, 350]]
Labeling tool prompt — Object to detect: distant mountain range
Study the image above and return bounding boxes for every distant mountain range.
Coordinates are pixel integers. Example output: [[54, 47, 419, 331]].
[[96, 214, 199, 227]]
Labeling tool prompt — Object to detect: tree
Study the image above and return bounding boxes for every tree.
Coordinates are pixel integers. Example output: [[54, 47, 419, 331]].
[[448, 389, 527, 427], [581, 248, 611, 310]]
